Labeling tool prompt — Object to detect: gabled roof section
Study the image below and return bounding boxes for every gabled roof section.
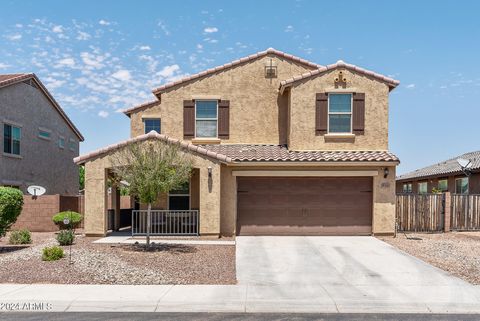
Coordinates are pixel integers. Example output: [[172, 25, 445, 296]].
[[123, 99, 160, 117], [279, 60, 400, 93], [151, 48, 322, 96], [74, 131, 233, 165], [0, 73, 84, 141], [397, 151, 480, 181]]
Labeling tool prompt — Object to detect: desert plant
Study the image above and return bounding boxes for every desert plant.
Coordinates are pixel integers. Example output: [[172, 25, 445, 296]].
[[9, 229, 32, 245], [56, 229, 75, 246], [52, 211, 82, 229], [111, 140, 193, 247], [0, 187, 24, 238], [42, 246, 64, 261]]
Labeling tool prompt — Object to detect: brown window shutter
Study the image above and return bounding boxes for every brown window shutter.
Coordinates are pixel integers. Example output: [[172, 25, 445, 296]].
[[315, 93, 328, 135], [218, 100, 230, 139], [183, 100, 195, 139], [352, 93, 365, 135]]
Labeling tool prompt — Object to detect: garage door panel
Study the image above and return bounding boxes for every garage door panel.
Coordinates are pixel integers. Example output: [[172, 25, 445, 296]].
[[237, 177, 372, 236]]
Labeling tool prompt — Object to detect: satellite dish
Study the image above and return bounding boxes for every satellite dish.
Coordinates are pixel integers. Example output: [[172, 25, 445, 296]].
[[457, 158, 472, 169], [27, 185, 46, 197]]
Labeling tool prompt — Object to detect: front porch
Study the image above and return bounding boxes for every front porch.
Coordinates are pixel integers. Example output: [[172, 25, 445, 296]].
[[79, 134, 224, 237]]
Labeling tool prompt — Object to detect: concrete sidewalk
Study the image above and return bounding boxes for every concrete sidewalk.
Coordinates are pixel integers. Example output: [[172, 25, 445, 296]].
[[1, 283, 480, 313]]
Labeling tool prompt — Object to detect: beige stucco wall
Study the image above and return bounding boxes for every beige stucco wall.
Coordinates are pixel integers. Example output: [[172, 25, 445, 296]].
[[82, 140, 222, 236], [288, 69, 390, 151], [219, 164, 397, 236], [130, 55, 313, 145]]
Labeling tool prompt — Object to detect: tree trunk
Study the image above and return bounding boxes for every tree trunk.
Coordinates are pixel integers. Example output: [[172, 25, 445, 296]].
[[146, 202, 151, 248]]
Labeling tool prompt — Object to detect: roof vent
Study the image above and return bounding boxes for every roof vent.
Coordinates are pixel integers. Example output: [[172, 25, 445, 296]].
[[264, 58, 277, 79]]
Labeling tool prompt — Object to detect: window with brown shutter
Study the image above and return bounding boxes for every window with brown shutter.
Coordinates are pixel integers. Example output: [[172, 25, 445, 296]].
[[218, 100, 230, 139], [315, 93, 328, 135], [183, 100, 195, 139], [352, 93, 365, 135]]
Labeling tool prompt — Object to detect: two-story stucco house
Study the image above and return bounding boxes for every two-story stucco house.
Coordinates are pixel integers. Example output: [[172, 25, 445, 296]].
[[75, 48, 400, 237], [1, 74, 84, 195]]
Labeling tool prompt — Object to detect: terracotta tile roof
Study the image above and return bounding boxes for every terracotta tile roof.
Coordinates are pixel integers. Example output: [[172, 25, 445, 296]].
[[201, 144, 399, 163], [0, 73, 84, 141], [74, 132, 233, 164], [0, 74, 29, 84], [279, 60, 400, 92], [123, 99, 160, 116], [397, 151, 480, 181], [151, 48, 322, 95]]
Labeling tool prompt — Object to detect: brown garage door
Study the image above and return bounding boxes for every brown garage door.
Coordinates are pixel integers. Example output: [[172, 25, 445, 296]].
[[237, 177, 372, 236]]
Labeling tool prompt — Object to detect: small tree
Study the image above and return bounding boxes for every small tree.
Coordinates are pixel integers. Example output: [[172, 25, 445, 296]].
[[111, 140, 193, 247], [79, 165, 85, 191], [0, 187, 24, 238]]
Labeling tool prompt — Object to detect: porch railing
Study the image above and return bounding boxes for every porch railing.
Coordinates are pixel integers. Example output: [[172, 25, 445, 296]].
[[132, 210, 199, 236]]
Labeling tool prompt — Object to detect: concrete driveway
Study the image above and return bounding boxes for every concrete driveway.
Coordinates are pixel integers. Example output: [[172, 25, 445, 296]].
[[236, 236, 480, 313]]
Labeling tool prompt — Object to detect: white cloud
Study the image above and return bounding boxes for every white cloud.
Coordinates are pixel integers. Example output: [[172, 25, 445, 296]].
[[406, 84, 415, 89], [203, 38, 218, 44], [76, 31, 91, 40], [44, 77, 65, 89], [99, 19, 110, 26], [157, 20, 170, 36], [111, 69, 132, 81], [80, 52, 105, 69], [204, 27, 218, 33], [284, 25, 294, 32], [157, 64, 180, 78], [15, 23, 23, 28], [0, 63, 10, 69], [5, 34, 22, 41], [98, 110, 109, 118], [52, 25, 64, 33], [55, 58, 76, 68], [139, 45, 151, 51]]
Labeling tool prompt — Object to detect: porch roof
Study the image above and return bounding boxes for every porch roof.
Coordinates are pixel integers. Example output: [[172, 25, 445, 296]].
[[73, 132, 234, 165], [201, 144, 399, 163], [74, 132, 399, 165]]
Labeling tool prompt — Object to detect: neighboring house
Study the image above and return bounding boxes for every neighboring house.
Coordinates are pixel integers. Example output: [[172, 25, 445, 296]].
[[75, 48, 400, 237], [0, 74, 84, 195], [396, 151, 480, 195]]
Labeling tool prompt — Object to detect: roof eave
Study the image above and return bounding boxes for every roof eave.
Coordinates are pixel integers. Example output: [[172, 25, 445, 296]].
[[152, 48, 322, 96], [1, 73, 84, 141]]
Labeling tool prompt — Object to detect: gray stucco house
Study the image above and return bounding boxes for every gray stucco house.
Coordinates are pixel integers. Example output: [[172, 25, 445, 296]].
[[0, 73, 84, 195]]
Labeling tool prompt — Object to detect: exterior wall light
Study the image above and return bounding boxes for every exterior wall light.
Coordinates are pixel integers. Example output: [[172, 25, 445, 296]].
[[384, 167, 389, 178], [207, 166, 212, 178]]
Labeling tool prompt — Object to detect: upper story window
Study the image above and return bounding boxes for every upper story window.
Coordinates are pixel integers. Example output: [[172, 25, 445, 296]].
[[3, 124, 21, 155], [38, 129, 51, 140], [418, 181, 428, 194], [144, 119, 161, 134], [58, 136, 65, 149], [328, 94, 352, 133], [195, 100, 217, 138], [402, 183, 412, 193], [69, 138, 76, 152], [455, 177, 468, 194], [438, 179, 448, 192]]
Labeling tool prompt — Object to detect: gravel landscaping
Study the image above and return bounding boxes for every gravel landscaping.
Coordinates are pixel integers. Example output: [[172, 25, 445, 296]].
[[0, 232, 236, 285], [379, 232, 480, 285]]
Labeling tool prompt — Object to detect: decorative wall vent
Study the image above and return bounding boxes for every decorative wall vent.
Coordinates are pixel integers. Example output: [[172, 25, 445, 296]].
[[264, 58, 277, 79], [334, 71, 347, 88]]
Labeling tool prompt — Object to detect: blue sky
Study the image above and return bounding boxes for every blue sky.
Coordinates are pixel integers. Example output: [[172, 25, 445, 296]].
[[1, 0, 480, 175]]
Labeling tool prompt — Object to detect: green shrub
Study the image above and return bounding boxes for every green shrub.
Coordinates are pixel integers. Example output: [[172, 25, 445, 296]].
[[9, 229, 32, 245], [52, 211, 83, 229], [56, 230, 75, 246], [0, 187, 24, 238], [42, 246, 64, 261]]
